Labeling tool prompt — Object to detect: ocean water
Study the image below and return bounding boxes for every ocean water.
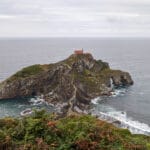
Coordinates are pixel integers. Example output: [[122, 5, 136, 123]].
[[0, 37, 150, 134]]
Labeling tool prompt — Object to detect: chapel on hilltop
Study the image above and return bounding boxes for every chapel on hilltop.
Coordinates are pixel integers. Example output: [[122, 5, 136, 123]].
[[74, 49, 84, 55]]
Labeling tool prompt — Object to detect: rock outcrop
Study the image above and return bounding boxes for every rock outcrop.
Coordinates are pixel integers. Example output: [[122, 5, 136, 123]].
[[0, 53, 133, 115]]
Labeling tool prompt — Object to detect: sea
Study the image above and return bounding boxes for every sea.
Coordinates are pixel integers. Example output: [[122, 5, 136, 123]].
[[0, 37, 150, 135]]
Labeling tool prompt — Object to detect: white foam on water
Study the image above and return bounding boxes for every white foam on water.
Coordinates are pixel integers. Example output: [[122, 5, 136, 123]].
[[92, 109, 150, 136], [91, 88, 150, 136], [91, 97, 102, 104], [110, 88, 127, 97], [91, 89, 127, 105], [29, 97, 45, 106]]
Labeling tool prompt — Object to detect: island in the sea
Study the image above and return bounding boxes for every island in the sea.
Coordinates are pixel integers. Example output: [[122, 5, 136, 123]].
[[0, 50, 133, 116], [0, 51, 150, 150]]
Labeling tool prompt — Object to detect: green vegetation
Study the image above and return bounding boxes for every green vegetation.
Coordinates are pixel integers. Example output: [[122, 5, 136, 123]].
[[5, 64, 52, 83], [100, 68, 124, 77], [0, 110, 149, 150], [13, 65, 44, 78], [96, 60, 109, 71], [5, 64, 53, 84]]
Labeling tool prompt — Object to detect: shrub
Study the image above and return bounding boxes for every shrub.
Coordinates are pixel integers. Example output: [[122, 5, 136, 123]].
[[0, 110, 149, 150]]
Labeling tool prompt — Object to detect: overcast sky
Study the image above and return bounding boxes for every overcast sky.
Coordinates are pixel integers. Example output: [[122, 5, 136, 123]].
[[0, 0, 150, 37]]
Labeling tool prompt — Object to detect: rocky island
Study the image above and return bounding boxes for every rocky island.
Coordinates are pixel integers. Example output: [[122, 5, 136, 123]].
[[1, 52, 150, 150], [0, 51, 133, 116]]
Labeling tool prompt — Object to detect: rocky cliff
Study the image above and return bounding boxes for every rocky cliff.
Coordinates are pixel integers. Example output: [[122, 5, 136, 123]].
[[0, 53, 133, 115]]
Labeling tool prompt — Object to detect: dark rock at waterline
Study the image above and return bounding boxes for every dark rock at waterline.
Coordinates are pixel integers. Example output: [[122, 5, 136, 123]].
[[0, 53, 133, 115], [112, 120, 122, 126]]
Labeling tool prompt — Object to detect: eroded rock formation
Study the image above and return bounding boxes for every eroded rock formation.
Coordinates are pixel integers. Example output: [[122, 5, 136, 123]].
[[0, 53, 133, 115]]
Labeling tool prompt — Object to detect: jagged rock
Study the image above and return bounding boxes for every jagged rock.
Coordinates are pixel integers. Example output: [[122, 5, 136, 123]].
[[0, 53, 133, 115]]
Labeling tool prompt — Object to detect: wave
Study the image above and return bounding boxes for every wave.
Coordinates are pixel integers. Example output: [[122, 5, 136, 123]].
[[110, 88, 127, 97], [91, 89, 150, 136], [29, 97, 45, 106], [91, 97, 102, 104], [91, 88, 127, 105], [91, 109, 150, 136]]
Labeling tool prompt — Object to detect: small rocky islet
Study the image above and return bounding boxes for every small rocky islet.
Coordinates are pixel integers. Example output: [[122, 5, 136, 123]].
[[0, 51, 133, 116]]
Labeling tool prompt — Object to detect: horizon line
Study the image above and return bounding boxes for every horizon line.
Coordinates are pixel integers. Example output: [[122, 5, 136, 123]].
[[1, 36, 150, 39]]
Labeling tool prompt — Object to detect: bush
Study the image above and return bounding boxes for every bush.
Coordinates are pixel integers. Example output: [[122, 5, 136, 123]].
[[0, 110, 149, 150]]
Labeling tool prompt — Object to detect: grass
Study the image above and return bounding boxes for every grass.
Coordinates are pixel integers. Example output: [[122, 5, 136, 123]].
[[0, 110, 149, 150], [14, 65, 44, 78], [5, 64, 52, 83]]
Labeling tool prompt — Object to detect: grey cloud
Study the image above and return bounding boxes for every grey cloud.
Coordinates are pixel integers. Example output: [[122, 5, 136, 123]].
[[0, 0, 150, 37]]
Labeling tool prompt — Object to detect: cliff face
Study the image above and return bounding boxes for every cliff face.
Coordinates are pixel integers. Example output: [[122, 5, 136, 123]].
[[0, 53, 133, 114]]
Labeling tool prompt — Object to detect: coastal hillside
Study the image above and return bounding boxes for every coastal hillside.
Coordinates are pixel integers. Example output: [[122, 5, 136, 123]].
[[0, 52, 133, 115], [0, 110, 149, 150]]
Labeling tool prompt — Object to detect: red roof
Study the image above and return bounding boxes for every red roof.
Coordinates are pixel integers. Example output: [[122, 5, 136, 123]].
[[74, 50, 83, 54]]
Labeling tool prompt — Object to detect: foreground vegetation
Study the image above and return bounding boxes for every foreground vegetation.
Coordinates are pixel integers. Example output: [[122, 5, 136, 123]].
[[0, 110, 150, 150]]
